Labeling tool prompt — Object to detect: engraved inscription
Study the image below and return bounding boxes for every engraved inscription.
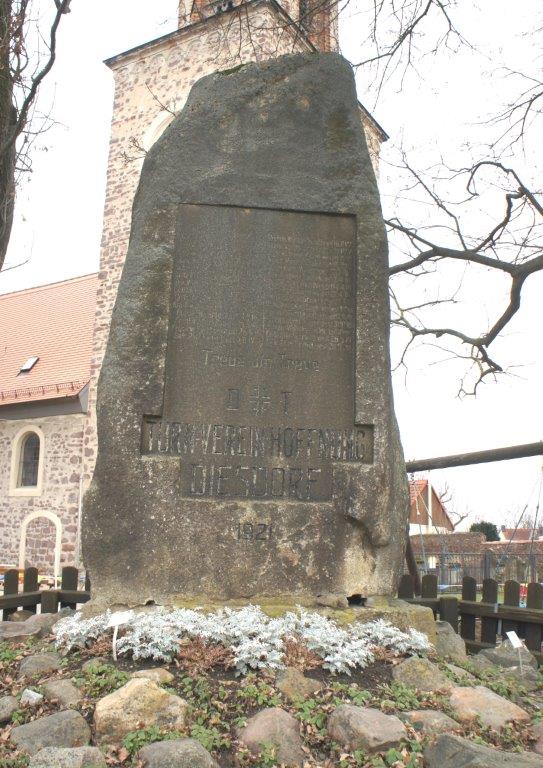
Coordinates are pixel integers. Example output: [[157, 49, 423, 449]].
[[142, 419, 374, 463], [237, 522, 273, 541], [249, 385, 271, 416], [226, 389, 241, 411], [142, 418, 374, 502], [189, 463, 322, 500], [168, 225, 356, 353], [281, 391, 291, 415], [203, 350, 320, 372], [153, 204, 370, 501]]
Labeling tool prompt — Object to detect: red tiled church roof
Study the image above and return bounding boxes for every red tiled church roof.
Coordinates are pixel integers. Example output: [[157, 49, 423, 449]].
[[0, 274, 97, 406]]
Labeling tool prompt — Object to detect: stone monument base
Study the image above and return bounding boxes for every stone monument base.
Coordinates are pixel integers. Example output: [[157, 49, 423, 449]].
[[82, 597, 436, 644], [174, 598, 436, 643]]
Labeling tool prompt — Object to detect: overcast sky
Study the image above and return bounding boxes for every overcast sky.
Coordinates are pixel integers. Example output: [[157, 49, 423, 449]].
[[1, 0, 541, 530]]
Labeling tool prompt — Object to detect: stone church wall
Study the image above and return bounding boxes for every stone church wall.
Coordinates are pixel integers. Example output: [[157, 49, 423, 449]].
[[0, 415, 85, 572]]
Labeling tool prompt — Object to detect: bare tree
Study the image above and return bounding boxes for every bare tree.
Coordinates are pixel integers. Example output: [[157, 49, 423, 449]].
[[432, 482, 469, 529], [388, 158, 543, 394], [345, 2, 543, 394], [0, 0, 70, 272]]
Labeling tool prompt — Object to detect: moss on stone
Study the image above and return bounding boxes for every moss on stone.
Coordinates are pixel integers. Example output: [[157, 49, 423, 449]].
[[168, 597, 435, 641], [219, 63, 246, 76]]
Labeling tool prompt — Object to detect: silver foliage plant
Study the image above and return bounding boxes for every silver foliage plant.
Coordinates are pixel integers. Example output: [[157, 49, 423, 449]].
[[54, 611, 111, 649], [54, 605, 431, 675]]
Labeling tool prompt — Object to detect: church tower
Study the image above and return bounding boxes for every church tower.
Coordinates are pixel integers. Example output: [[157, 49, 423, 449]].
[[181, 0, 338, 52], [81, 0, 386, 491]]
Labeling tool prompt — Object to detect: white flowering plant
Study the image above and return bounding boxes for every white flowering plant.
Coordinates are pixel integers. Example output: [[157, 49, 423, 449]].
[[54, 605, 431, 675]]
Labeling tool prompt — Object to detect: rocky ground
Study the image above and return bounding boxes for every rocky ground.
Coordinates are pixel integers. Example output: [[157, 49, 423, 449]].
[[1, 612, 543, 767]]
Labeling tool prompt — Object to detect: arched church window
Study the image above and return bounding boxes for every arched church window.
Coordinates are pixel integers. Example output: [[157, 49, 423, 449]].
[[9, 426, 45, 496], [18, 432, 41, 487]]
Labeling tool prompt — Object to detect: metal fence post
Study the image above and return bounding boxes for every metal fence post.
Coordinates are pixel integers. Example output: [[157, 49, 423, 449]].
[[439, 547, 447, 588]]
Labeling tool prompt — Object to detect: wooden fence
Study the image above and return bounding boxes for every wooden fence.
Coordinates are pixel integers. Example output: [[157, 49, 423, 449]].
[[0, 566, 90, 621], [399, 573, 543, 663]]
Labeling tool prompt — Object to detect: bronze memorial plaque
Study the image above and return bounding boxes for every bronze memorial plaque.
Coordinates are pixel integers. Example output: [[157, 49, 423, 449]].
[[141, 204, 373, 501]]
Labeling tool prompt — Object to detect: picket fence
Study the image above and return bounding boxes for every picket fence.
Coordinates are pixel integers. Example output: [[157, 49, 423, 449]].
[[399, 573, 543, 663], [3, 567, 543, 666], [0, 566, 90, 620]]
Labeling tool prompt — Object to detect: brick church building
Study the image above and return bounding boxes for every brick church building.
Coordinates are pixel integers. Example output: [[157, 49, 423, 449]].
[[0, 0, 386, 576]]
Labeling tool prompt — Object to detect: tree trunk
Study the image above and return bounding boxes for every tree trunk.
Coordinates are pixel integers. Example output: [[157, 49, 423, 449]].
[[0, 0, 16, 272]]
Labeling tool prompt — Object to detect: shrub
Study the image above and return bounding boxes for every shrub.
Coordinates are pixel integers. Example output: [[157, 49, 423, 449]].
[[55, 605, 431, 676]]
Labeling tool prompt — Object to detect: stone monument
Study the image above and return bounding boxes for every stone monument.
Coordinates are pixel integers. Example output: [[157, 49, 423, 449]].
[[82, 52, 409, 609]]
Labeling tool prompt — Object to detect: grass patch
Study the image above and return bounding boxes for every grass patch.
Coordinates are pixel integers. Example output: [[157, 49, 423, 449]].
[[1, 757, 30, 768], [122, 726, 183, 757], [73, 663, 129, 698], [0, 643, 20, 665]]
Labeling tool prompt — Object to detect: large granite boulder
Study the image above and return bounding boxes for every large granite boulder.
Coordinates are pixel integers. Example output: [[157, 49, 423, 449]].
[[237, 707, 305, 766], [9, 610, 35, 622], [479, 640, 538, 671], [132, 668, 175, 684], [445, 663, 477, 684], [29, 747, 107, 768], [93, 678, 188, 744], [435, 620, 467, 662], [467, 654, 494, 674], [400, 710, 460, 733], [0, 611, 72, 643], [424, 733, 543, 767], [25, 610, 73, 638], [531, 721, 543, 756], [138, 739, 219, 768], [82, 51, 408, 608], [392, 656, 453, 692], [18, 652, 61, 679], [477, 641, 540, 688], [275, 667, 323, 701], [0, 621, 40, 643], [448, 685, 530, 730], [0, 694, 18, 724], [43, 679, 82, 707], [10, 710, 91, 755], [327, 705, 407, 753]]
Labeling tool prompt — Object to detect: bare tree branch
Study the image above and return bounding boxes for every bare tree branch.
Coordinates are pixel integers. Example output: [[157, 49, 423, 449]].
[[388, 156, 543, 393], [0, 0, 70, 271]]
